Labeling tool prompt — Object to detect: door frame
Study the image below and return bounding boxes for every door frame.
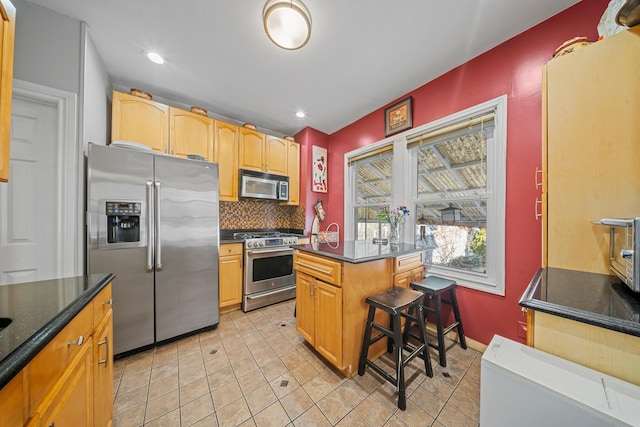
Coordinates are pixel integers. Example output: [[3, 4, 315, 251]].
[[11, 79, 80, 279]]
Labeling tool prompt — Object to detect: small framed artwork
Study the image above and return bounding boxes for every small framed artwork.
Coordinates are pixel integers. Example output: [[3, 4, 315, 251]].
[[312, 145, 327, 193], [384, 96, 413, 137]]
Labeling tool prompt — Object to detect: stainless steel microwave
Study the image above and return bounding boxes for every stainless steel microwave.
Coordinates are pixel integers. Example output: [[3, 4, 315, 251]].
[[596, 217, 640, 292], [239, 169, 289, 201]]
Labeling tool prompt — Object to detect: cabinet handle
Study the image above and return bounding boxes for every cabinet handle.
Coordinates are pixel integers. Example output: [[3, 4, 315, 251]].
[[98, 336, 109, 367], [103, 298, 113, 307], [534, 198, 542, 220], [296, 262, 332, 275], [68, 335, 84, 346], [312, 285, 317, 300], [535, 167, 543, 189]]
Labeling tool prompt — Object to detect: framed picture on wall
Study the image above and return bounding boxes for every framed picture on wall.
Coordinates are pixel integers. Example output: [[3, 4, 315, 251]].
[[384, 96, 413, 137], [312, 145, 327, 193]]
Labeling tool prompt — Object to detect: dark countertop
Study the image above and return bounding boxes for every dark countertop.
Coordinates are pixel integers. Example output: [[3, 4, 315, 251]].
[[0, 273, 115, 389], [519, 267, 640, 338], [294, 241, 424, 264]]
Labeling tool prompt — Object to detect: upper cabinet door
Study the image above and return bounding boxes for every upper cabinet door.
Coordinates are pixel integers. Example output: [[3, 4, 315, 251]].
[[169, 107, 214, 161], [111, 91, 168, 153], [0, 0, 16, 183], [282, 140, 300, 206], [238, 127, 265, 172], [214, 120, 239, 202], [265, 135, 288, 175]]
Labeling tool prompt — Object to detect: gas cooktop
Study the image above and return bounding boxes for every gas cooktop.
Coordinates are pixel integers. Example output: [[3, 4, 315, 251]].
[[232, 231, 296, 239]]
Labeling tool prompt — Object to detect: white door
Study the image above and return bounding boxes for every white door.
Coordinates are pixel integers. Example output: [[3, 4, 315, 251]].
[[0, 96, 59, 284]]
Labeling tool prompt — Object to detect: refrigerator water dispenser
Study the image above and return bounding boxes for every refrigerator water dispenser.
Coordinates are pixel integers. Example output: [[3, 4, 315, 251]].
[[106, 201, 141, 244]]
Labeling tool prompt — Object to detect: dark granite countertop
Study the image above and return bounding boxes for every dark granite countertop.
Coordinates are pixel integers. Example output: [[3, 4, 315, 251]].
[[294, 241, 424, 264], [519, 267, 640, 338], [0, 273, 114, 389]]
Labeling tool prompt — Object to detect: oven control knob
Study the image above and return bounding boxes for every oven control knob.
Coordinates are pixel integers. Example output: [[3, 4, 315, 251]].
[[258, 241, 265, 247], [246, 241, 252, 248]]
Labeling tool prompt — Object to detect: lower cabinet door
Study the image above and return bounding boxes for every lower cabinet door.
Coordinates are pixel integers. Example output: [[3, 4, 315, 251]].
[[295, 272, 315, 345], [40, 336, 93, 427], [314, 280, 342, 368], [94, 310, 114, 427]]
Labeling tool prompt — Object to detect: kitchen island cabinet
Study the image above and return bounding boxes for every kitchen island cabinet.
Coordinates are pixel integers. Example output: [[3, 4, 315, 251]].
[[0, 0, 15, 182], [520, 268, 640, 386], [294, 242, 424, 377], [0, 274, 114, 427]]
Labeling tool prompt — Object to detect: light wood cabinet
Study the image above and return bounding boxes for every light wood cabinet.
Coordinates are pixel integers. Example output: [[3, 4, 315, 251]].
[[265, 135, 288, 175], [281, 139, 300, 206], [527, 310, 640, 386], [0, 371, 24, 427], [92, 284, 114, 427], [295, 271, 343, 367], [36, 336, 93, 427], [169, 107, 214, 161], [1, 283, 113, 427], [392, 253, 424, 288], [239, 129, 290, 175], [213, 121, 239, 202], [0, 0, 16, 182], [238, 127, 266, 172], [294, 251, 403, 377], [219, 243, 243, 312], [543, 27, 640, 272], [111, 91, 169, 153]]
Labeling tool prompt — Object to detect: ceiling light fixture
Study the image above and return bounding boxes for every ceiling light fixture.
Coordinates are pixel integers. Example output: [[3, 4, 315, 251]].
[[263, 0, 311, 50], [295, 111, 306, 118], [146, 51, 165, 65]]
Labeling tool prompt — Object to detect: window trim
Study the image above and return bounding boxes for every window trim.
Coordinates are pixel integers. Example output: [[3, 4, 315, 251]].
[[345, 94, 507, 295]]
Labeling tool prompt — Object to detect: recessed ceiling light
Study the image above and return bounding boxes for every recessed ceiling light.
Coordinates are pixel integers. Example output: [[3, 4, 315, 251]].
[[146, 51, 165, 65], [295, 111, 305, 118]]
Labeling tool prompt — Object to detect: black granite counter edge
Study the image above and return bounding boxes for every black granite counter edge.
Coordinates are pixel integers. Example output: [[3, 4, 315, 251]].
[[519, 268, 640, 338], [0, 273, 115, 390]]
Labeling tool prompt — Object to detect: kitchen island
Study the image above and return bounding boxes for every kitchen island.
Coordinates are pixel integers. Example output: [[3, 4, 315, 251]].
[[0, 273, 114, 426], [293, 241, 425, 377], [520, 267, 640, 386]]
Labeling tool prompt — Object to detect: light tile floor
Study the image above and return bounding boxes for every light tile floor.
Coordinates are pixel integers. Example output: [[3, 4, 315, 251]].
[[112, 300, 481, 427]]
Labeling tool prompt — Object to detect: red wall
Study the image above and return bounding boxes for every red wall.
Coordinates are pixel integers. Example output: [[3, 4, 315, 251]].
[[296, 1, 609, 345]]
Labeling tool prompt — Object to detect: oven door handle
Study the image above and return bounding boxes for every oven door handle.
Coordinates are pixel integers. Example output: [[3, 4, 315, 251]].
[[246, 248, 295, 256]]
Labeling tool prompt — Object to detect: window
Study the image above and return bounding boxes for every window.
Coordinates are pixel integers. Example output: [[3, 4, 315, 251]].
[[345, 95, 506, 295], [348, 145, 394, 241]]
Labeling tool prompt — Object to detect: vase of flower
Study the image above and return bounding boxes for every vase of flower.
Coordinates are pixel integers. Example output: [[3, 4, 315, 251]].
[[377, 205, 410, 247]]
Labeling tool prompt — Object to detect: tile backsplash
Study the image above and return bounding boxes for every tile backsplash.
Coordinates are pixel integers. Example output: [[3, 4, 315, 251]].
[[220, 200, 305, 230]]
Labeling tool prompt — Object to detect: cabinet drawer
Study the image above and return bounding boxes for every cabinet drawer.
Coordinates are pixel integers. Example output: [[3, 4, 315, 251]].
[[27, 303, 93, 412], [393, 252, 423, 274], [294, 252, 341, 286], [220, 243, 243, 256], [92, 283, 113, 326]]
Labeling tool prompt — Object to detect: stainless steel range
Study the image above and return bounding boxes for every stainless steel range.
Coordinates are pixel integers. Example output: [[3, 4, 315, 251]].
[[237, 231, 298, 312]]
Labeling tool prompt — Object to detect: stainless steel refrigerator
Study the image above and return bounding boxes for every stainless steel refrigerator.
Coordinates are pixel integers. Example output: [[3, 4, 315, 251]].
[[87, 143, 219, 355]]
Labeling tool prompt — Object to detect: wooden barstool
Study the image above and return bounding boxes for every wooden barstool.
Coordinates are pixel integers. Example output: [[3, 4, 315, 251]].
[[408, 276, 467, 367], [358, 286, 433, 411]]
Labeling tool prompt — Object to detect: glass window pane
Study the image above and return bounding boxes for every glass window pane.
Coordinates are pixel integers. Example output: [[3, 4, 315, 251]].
[[415, 200, 487, 274]]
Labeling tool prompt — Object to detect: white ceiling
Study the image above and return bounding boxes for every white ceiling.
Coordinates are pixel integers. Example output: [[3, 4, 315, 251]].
[[28, 0, 580, 136]]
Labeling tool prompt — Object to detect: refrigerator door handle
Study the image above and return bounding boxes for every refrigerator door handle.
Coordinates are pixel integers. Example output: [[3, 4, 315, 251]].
[[146, 181, 154, 272], [155, 181, 162, 271]]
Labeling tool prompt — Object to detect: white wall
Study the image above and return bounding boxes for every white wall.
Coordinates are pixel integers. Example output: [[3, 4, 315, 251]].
[[12, 0, 82, 94], [82, 28, 111, 150]]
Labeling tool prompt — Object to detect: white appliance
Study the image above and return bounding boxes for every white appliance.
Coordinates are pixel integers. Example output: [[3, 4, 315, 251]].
[[480, 335, 640, 426]]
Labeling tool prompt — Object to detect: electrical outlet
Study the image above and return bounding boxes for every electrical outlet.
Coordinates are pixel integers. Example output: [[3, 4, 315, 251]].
[[517, 321, 527, 339]]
